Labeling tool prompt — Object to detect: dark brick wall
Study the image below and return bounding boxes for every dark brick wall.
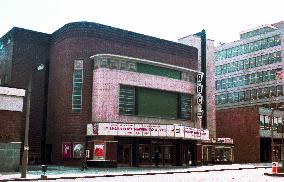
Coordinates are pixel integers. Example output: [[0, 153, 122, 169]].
[[47, 22, 198, 163], [0, 110, 23, 143], [4, 28, 50, 160], [216, 106, 260, 163]]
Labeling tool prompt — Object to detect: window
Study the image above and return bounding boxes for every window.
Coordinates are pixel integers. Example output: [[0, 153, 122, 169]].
[[245, 75, 250, 85], [216, 80, 221, 90], [250, 73, 256, 84], [249, 42, 255, 52], [267, 37, 275, 47], [263, 87, 270, 98], [228, 93, 234, 103], [275, 52, 281, 62], [245, 90, 251, 101], [227, 78, 232, 88], [262, 71, 270, 82], [221, 79, 227, 89], [256, 56, 262, 67], [72, 60, 83, 112], [262, 54, 269, 65], [255, 40, 262, 51], [257, 88, 263, 99], [270, 86, 277, 97], [274, 35, 281, 46], [257, 72, 263, 83], [244, 59, 250, 69], [233, 92, 239, 102], [277, 85, 283, 96], [270, 69, 276, 80], [216, 95, 222, 105], [222, 64, 228, 74], [259, 115, 265, 129], [238, 60, 244, 71], [239, 91, 245, 102], [244, 44, 249, 54], [249, 57, 256, 68], [221, 94, 228, 104], [119, 85, 135, 115], [119, 85, 192, 120], [251, 89, 257, 100], [226, 48, 232, 58], [239, 76, 245, 86], [216, 65, 222, 76], [232, 77, 238, 87], [261, 38, 268, 49]]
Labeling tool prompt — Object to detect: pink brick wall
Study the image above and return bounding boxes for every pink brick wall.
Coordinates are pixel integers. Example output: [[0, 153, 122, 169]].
[[92, 68, 196, 123]]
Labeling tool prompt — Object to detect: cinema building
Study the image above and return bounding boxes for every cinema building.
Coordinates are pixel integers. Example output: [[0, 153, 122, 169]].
[[0, 22, 218, 167], [215, 21, 284, 163]]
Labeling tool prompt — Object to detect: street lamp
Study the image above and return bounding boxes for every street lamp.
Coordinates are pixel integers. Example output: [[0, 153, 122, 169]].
[[21, 64, 45, 178]]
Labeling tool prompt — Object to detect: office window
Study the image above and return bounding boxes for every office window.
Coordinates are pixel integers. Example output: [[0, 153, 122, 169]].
[[179, 94, 192, 120], [239, 76, 245, 86], [221, 94, 228, 104], [262, 54, 269, 65], [251, 89, 257, 100], [263, 87, 270, 98], [267, 37, 275, 47], [239, 45, 245, 55], [221, 79, 227, 89], [227, 78, 232, 88], [226, 48, 232, 58], [238, 60, 244, 71], [245, 90, 251, 101], [216, 80, 222, 90], [216, 65, 222, 76], [275, 52, 281, 62], [222, 64, 228, 74], [255, 40, 262, 51], [233, 92, 239, 102], [245, 75, 250, 85], [228, 93, 234, 103], [239, 91, 245, 102], [244, 44, 249, 53], [244, 59, 250, 69], [249, 42, 255, 52], [257, 72, 263, 83], [261, 38, 268, 49], [249, 57, 256, 68], [262, 71, 270, 82], [277, 85, 283, 96], [270, 69, 276, 80], [233, 77, 238, 87], [72, 60, 83, 112], [216, 95, 222, 105], [257, 88, 263, 99], [256, 56, 262, 67], [250, 73, 256, 84], [274, 35, 281, 46], [270, 86, 277, 97]]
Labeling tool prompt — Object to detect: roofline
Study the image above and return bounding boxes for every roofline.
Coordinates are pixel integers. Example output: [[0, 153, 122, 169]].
[[90, 54, 203, 74]]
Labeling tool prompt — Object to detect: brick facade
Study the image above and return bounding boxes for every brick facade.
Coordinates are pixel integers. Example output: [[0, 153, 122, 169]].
[[216, 106, 260, 163]]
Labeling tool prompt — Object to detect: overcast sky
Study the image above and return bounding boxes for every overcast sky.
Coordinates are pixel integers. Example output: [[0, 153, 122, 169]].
[[0, 0, 283, 44]]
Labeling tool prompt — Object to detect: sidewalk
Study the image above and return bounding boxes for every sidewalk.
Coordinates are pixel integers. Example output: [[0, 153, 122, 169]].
[[0, 163, 272, 181]]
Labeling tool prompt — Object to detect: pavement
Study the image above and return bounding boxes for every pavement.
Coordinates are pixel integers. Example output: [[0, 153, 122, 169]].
[[0, 163, 278, 181]]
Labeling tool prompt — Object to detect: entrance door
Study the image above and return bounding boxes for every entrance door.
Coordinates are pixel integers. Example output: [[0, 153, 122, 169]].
[[161, 145, 174, 165], [118, 144, 132, 166]]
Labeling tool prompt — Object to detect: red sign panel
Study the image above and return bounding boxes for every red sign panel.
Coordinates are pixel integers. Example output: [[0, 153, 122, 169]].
[[94, 141, 105, 160], [62, 142, 72, 159]]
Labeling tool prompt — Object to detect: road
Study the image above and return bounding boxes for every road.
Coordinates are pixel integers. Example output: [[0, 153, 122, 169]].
[[50, 168, 282, 182]]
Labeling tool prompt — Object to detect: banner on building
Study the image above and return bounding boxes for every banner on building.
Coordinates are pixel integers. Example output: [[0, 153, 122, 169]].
[[62, 142, 72, 159], [94, 141, 105, 160]]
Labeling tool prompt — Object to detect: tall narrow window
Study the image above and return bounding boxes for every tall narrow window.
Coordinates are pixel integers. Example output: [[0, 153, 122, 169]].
[[72, 60, 83, 112], [179, 93, 192, 120], [119, 85, 135, 115]]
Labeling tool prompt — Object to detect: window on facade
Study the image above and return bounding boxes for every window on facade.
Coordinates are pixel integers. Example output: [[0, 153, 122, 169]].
[[119, 85, 192, 120], [257, 88, 263, 99], [270, 86, 277, 97], [262, 71, 270, 82], [256, 56, 262, 67], [263, 87, 270, 98], [119, 85, 135, 115], [251, 89, 257, 100], [250, 73, 256, 84], [216, 80, 221, 90], [249, 57, 256, 68], [275, 51, 282, 62], [227, 78, 232, 88], [228, 93, 234, 103], [274, 35, 281, 46], [239, 76, 245, 86], [244, 75, 250, 85], [239, 91, 245, 102], [277, 85, 283, 96], [244, 44, 249, 54], [72, 60, 83, 112], [221, 79, 227, 89], [221, 94, 228, 104], [257, 72, 263, 83], [237, 60, 244, 71], [216, 65, 222, 76], [270, 69, 276, 80], [244, 59, 250, 69], [226, 49, 232, 58], [255, 40, 262, 51], [245, 90, 251, 101], [233, 77, 238, 87], [233, 92, 239, 102], [262, 54, 269, 65], [216, 95, 222, 105], [259, 115, 265, 129], [261, 39, 268, 49], [267, 37, 275, 47]]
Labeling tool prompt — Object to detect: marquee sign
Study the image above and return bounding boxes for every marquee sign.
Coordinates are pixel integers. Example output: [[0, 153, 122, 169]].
[[87, 123, 210, 141]]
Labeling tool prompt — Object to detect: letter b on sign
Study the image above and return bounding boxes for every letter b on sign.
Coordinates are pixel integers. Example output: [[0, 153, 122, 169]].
[[197, 85, 203, 93]]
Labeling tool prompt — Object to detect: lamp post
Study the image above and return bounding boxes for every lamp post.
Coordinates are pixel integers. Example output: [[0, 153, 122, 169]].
[[21, 64, 45, 178]]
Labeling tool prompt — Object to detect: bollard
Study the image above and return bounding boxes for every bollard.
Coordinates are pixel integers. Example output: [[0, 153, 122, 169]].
[[41, 165, 47, 179]]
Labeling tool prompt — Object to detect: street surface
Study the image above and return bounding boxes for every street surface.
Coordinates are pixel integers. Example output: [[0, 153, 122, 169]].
[[47, 168, 281, 182]]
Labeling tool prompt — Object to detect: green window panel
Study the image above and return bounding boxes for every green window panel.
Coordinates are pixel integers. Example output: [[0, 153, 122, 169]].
[[179, 94, 192, 120], [136, 87, 178, 119], [137, 63, 181, 80], [119, 85, 135, 115]]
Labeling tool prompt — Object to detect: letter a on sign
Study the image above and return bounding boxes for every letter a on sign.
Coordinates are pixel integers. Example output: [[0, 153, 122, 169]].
[[197, 73, 203, 83]]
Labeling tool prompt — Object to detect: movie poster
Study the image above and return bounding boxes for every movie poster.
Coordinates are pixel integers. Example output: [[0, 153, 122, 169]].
[[94, 141, 105, 160], [62, 142, 72, 159]]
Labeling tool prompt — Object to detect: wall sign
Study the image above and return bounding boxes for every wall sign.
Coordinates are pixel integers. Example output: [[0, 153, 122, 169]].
[[94, 141, 105, 160], [196, 73, 204, 123]]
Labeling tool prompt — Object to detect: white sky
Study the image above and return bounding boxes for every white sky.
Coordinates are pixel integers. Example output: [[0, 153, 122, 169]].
[[0, 0, 283, 44]]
